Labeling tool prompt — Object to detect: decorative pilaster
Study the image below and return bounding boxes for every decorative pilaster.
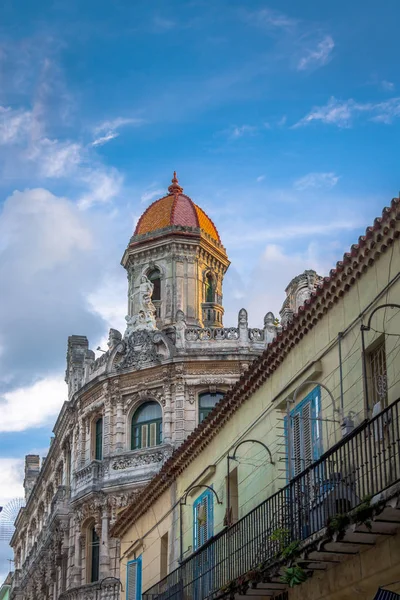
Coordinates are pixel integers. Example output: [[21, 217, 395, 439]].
[[162, 368, 172, 443], [99, 505, 111, 578], [79, 417, 86, 467], [174, 363, 185, 442], [113, 379, 124, 453], [73, 519, 82, 586], [103, 382, 112, 457]]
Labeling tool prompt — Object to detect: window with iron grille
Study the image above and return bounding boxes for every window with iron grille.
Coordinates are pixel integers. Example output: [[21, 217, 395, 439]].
[[131, 402, 162, 450], [369, 340, 388, 408]]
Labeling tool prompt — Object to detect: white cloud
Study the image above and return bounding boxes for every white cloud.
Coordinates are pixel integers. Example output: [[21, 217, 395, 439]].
[[248, 8, 297, 30], [91, 131, 119, 147], [0, 187, 107, 391], [93, 117, 144, 135], [0, 376, 66, 432], [256, 175, 265, 183], [224, 241, 333, 326], [78, 168, 123, 209], [295, 95, 400, 128], [224, 218, 361, 249], [381, 80, 395, 91], [370, 97, 400, 123], [0, 459, 24, 505], [294, 172, 339, 190], [0, 188, 93, 272], [297, 35, 334, 71], [33, 139, 82, 178], [140, 188, 164, 204], [229, 125, 257, 139], [0, 106, 32, 145], [91, 117, 144, 147]]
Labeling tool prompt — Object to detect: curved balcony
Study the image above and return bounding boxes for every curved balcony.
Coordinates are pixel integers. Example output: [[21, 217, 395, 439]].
[[59, 580, 121, 600], [72, 444, 173, 500]]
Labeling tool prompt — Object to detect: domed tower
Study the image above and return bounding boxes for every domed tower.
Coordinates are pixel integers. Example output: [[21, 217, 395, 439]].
[[121, 173, 229, 329]]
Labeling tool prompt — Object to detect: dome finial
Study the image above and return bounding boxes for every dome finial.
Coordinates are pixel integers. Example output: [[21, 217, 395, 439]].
[[168, 171, 183, 195]]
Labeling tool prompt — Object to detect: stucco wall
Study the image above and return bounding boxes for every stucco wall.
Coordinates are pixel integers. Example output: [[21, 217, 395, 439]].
[[119, 234, 400, 595]]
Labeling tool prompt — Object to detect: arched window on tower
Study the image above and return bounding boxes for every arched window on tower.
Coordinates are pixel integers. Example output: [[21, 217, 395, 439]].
[[205, 273, 214, 303], [131, 401, 162, 450], [199, 391, 224, 423], [148, 269, 161, 301]]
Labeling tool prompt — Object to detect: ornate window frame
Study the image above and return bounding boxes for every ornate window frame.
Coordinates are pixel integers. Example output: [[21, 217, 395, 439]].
[[125, 393, 165, 451]]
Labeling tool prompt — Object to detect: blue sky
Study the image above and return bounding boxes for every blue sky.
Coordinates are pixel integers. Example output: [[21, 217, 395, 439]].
[[0, 0, 399, 577]]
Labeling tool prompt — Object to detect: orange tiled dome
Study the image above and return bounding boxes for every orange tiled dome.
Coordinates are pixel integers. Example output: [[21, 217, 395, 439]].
[[134, 173, 221, 243]]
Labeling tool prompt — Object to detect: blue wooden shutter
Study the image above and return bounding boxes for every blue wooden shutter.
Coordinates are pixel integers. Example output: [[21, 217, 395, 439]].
[[126, 556, 142, 600], [193, 489, 214, 551], [286, 386, 322, 479]]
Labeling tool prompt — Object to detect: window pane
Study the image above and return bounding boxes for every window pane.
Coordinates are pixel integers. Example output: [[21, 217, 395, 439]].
[[148, 270, 161, 301], [133, 401, 162, 424], [132, 425, 140, 450], [95, 418, 103, 460], [91, 527, 100, 582], [199, 392, 224, 423]]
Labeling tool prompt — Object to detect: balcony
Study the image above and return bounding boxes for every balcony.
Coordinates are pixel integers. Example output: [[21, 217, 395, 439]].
[[59, 580, 121, 600], [144, 397, 400, 599], [72, 445, 173, 500]]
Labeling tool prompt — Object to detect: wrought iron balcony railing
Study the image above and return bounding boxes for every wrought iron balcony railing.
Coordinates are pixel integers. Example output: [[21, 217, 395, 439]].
[[143, 397, 400, 600]]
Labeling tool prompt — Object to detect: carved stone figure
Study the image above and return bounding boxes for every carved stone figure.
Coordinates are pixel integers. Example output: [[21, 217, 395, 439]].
[[107, 328, 122, 351], [175, 310, 187, 349], [238, 308, 248, 328], [125, 274, 157, 335]]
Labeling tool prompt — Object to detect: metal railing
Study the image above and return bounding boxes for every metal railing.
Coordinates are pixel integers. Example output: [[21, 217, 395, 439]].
[[144, 397, 400, 600]]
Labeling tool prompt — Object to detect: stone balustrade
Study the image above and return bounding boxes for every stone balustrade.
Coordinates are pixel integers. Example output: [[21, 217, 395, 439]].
[[59, 581, 121, 600], [72, 445, 173, 500]]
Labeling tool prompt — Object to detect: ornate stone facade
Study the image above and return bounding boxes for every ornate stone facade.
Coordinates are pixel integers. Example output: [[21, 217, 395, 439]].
[[10, 176, 283, 600]]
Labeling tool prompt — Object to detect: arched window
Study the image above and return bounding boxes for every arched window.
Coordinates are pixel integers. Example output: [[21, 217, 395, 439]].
[[95, 417, 103, 460], [199, 391, 224, 423], [131, 401, 162, 450], [148, 269, 161, 301], [205, 274, 214, 303], [89, 525, 100, 582]]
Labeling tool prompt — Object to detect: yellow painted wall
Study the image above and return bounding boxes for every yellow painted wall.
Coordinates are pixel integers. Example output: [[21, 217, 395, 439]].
[[119, 238, 400, 597]]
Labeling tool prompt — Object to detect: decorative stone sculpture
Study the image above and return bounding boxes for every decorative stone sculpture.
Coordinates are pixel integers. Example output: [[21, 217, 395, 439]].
[[175, 310, 187, 349], [238, 308, 248, 328], [279, 269, 323, 327], [107, 328, 122, 351], [125, 274, 157, 337]]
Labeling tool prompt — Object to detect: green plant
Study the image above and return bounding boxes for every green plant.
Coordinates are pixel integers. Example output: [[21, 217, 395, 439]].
[[269, 528, 290, 545], [351, 495, 374, 530], [280, 566, 308, 587], [280, 540, 301, 561], [326, 513, 351, 537]]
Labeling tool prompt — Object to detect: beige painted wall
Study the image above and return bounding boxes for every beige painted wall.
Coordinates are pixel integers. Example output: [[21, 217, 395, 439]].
[[119, 239, 400, 596]]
